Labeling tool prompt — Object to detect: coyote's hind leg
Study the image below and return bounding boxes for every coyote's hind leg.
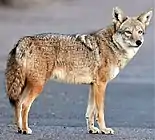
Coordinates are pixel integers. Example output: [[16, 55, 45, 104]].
[[14, 103, 23, 133], [14, 85, 30, 134], [21, 84, 43, 135]]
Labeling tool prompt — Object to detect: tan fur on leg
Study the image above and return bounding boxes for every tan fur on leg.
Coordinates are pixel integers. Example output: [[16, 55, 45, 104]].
[[22, 84, 43, 134], [14, 104, 22, 133], [86, 84, 100, 133], [93, 82, 114, 134]]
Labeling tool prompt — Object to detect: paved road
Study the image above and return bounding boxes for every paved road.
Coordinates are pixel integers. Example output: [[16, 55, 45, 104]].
[[0, 0, 154, 139], [0, 72, 154, 139]]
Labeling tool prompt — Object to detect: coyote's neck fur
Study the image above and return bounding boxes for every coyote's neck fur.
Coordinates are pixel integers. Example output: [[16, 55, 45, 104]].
[[91, 24, 140, 70]]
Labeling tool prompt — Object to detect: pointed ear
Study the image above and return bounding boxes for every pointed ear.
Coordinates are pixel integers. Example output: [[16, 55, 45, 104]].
[[137, 10, 153, 26], [113, 7, 125, 23]]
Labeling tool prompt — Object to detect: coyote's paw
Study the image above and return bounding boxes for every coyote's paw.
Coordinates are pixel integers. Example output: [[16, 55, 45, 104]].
[[88, 127, 101, 134], [23, 127, 32, 135], [18, 127, 32, 135], [17, 128, 23, 134], [101, 127, 114, 135]]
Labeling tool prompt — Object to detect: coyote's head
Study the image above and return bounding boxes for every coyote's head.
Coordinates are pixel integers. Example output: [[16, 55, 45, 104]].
[[112, 7, 153, 56]]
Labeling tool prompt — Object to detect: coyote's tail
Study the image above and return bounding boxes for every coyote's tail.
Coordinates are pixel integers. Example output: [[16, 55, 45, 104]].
[[5, 40, 27, 107]]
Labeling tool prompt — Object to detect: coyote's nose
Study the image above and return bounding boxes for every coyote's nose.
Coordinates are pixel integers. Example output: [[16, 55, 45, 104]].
[[136, 40, 142, 46]]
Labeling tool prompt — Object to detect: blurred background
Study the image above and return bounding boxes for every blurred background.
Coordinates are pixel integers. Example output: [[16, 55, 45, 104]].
[[0, 0, 154, 82], [0, 0, 154, 139]]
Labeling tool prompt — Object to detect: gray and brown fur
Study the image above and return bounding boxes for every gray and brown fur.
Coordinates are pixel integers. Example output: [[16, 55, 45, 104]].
[[5, 7, 153, 134]]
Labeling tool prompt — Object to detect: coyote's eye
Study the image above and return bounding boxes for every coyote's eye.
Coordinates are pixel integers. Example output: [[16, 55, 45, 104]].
[[138, 30, 143, 34], [125, 30, 132, 36]]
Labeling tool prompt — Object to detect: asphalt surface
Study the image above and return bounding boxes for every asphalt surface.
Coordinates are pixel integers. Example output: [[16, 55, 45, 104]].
[[0, 72, 154, 139], [0, 0, 154, 139]]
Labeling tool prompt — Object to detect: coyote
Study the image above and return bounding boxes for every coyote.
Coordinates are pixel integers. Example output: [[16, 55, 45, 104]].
[[5, 7, 152, 135]]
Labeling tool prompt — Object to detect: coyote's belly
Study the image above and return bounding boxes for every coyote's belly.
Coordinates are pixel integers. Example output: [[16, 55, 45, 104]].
[[51, 67, 93, 84]]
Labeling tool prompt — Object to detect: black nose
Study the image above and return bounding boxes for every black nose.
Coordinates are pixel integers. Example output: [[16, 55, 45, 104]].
[[136, 40, 142, 46]]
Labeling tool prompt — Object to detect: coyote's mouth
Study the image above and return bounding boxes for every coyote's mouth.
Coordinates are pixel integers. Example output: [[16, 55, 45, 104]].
[[129, 45, 139, 48]]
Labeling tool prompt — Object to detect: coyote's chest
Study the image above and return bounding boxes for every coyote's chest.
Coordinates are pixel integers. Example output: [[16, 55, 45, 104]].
[[109, 66, 120, 80]]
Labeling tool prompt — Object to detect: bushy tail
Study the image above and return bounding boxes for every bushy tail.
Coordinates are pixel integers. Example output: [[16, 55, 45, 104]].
[[5, 42, 26, 107]]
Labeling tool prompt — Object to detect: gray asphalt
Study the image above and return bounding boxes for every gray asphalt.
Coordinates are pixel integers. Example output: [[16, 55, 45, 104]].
[[0, 0, 154, 139], [0, 72, 155, 139]]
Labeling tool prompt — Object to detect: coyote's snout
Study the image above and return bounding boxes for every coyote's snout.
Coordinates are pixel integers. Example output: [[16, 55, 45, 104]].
[[5, 7, 152, 135]]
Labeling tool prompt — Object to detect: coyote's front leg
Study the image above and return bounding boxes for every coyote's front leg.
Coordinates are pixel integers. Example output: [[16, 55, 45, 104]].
[[85, 84, 100, 134], [93, 81, 114, 134]]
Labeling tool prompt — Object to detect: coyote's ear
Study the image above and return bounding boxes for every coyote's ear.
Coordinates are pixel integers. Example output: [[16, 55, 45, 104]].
[[137, 10, 153, 26], [113, 7, 125, 23]]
